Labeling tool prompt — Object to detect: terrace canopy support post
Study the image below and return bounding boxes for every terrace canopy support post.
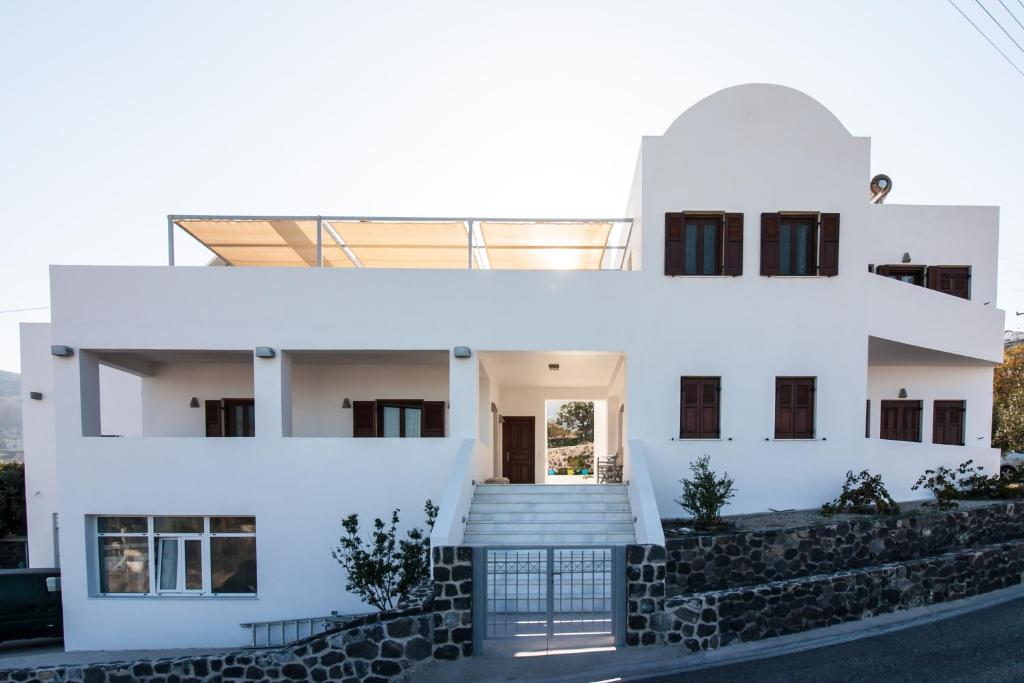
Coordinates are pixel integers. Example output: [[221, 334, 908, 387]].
[[467, 220, 474, 270], [316, 217, 324, 268], [167, 216, 175, 266]]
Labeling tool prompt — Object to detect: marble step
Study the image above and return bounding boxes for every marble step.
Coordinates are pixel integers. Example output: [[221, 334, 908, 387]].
[[462, 524, 630, 532], [462, 531, 636, 545], [468, 511, 633, 523], [469, 502, 632, 513]]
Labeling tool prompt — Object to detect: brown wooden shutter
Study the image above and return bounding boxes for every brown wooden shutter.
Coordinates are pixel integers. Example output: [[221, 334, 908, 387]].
[[665, 213, 684, 276], [722, 213, 743, 276], [933, 400, 965, 446], [775, 379, 794, 438], [680, 377, 700, 438], [818, 213, 840, 276], [928, 266, 970, 299], [422, 401, 446, 437], [701, 378, 721, 438], [352, 401, 377, 438], [760, 213, 779, 276], [793, 378, 815, 438], [204, 400, 223, 437]]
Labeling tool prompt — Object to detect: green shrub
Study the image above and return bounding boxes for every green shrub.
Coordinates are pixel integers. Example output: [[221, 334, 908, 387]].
[[821, 469, 900, 516], [913, 460, 1023, 509], [331, 500, 438, 610], [675, 455, 736, 526]]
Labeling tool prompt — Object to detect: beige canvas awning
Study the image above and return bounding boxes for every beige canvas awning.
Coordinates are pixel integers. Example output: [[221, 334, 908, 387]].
[[172, 216, 632, 270]]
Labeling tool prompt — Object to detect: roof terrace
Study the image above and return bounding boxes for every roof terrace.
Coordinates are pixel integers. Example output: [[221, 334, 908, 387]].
[[169, 215, 634, 271]]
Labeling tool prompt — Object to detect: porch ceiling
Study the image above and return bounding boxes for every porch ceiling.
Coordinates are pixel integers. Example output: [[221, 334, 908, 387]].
[[868, 337, 996, 367], [479, 351, 624, 388]]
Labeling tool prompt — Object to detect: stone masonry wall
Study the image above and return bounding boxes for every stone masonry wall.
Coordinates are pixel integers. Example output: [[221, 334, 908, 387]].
[[667, 539, 1024, 652], [625, 544, 667, 646], [431, 545, 473, 659], [666, 502, 1024, 594], [0, 547, 475, 683]]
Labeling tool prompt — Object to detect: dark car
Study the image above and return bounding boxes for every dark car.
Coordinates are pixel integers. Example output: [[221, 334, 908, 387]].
[[0, 569, 62, 643]]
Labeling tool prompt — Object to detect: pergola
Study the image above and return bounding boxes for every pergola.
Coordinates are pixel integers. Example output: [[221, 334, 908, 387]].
[[168, 215, 633, 270]]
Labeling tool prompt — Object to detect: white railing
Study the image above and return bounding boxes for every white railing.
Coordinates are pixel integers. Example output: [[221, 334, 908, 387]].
[[430, 438, 483, 547], [625, 439, 666, 546]]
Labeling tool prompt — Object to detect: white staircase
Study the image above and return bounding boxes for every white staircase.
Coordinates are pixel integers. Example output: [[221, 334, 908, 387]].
[[462, 484, 635, 545]]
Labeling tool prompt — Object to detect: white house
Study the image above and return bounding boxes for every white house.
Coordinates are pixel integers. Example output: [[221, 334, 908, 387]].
[[19, 84, 1004, 652]]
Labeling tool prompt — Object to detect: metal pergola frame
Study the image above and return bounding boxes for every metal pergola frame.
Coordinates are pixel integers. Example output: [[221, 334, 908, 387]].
[[166, 214, 635, 270]]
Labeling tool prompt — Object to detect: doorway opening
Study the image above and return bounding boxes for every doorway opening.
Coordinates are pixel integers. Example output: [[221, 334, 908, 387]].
[[545, 400, 603, 484]]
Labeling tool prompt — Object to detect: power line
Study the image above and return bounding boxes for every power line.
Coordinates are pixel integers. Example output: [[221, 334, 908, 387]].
[[0, 306, 49, 315], [974, 0, 1024, 55], [948, 0, 1024, 77], [996, 0, 1024, 32]]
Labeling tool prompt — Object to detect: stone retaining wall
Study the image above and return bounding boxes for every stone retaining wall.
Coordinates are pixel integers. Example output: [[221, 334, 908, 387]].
[[666, 502, 1024, 594], [431, 545, 473, 659], [0, 546, 475, 683], [664, 538, 1024, 652]]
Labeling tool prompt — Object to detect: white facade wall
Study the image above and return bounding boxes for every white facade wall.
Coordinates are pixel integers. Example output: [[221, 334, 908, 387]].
[[19, 324, 57, 568], [22, 84, 1005, 650], [290, 359, 449, 437]]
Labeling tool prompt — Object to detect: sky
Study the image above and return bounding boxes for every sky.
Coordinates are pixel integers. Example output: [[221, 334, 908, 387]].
[[1, 0, 1022, 373]]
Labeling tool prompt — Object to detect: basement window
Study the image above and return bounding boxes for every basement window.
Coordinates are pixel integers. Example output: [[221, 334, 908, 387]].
[[96, 515, 257, 596]]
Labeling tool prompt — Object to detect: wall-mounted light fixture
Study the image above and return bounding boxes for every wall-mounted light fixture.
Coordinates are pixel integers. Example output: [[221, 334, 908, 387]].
[[29, 391, 43, 401], [189, 397, 200, 408], [50, 345, 73, 357], [254, 347, 275, 358], [901, 252, 912, 263], [898, 388, 908, 398], [453, 346, 472, 359], [342, 398, 352, 409]]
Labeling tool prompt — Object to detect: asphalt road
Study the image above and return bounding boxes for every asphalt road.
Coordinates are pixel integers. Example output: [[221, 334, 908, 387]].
[[637, 597, 1024, 683]]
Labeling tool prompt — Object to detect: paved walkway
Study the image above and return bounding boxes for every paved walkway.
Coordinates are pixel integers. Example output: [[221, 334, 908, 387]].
[[0, 640, 232, 671], [414, 583, 1024, 682]]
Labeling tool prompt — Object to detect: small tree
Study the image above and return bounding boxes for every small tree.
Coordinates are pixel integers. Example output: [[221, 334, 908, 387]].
[[821, 470, 900, 516], [331, 500, 438, 611], [555, 401, 595, 443], [993, 344, 1024, 454], [0, 462, 26, 538], [676, 455, 735, 526]]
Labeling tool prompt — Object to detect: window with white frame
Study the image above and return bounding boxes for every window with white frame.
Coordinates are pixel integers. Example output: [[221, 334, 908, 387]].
[[96, 516, 257, 596]]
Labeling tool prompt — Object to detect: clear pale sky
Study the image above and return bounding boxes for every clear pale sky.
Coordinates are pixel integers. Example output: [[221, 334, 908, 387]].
[[1, 1, 1022, 373]]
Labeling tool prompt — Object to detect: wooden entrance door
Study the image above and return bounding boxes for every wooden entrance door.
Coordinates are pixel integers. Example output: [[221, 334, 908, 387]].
[[502, 417, 535, 484]]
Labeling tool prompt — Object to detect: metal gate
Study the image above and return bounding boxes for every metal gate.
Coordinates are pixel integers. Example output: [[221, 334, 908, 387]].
[[473, 547, 625, 653]]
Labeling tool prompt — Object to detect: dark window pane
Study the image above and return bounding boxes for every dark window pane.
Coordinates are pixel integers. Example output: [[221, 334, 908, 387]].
[[185, 540, 203, 590], [684, 223, 698, 274], [211, 537, 257, 594], [702, 223, 717, 275], [210, 516, 256, 533], [778, 224, 792, 275], [97, 517, 147, 534], [157, 538, 178, 590], [795, 223, 810, 275], [154, 517, 204, 533], [99, 537, 149, 593]]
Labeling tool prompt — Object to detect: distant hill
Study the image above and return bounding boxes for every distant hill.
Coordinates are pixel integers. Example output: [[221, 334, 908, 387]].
[[0, 371, 22, 461]]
